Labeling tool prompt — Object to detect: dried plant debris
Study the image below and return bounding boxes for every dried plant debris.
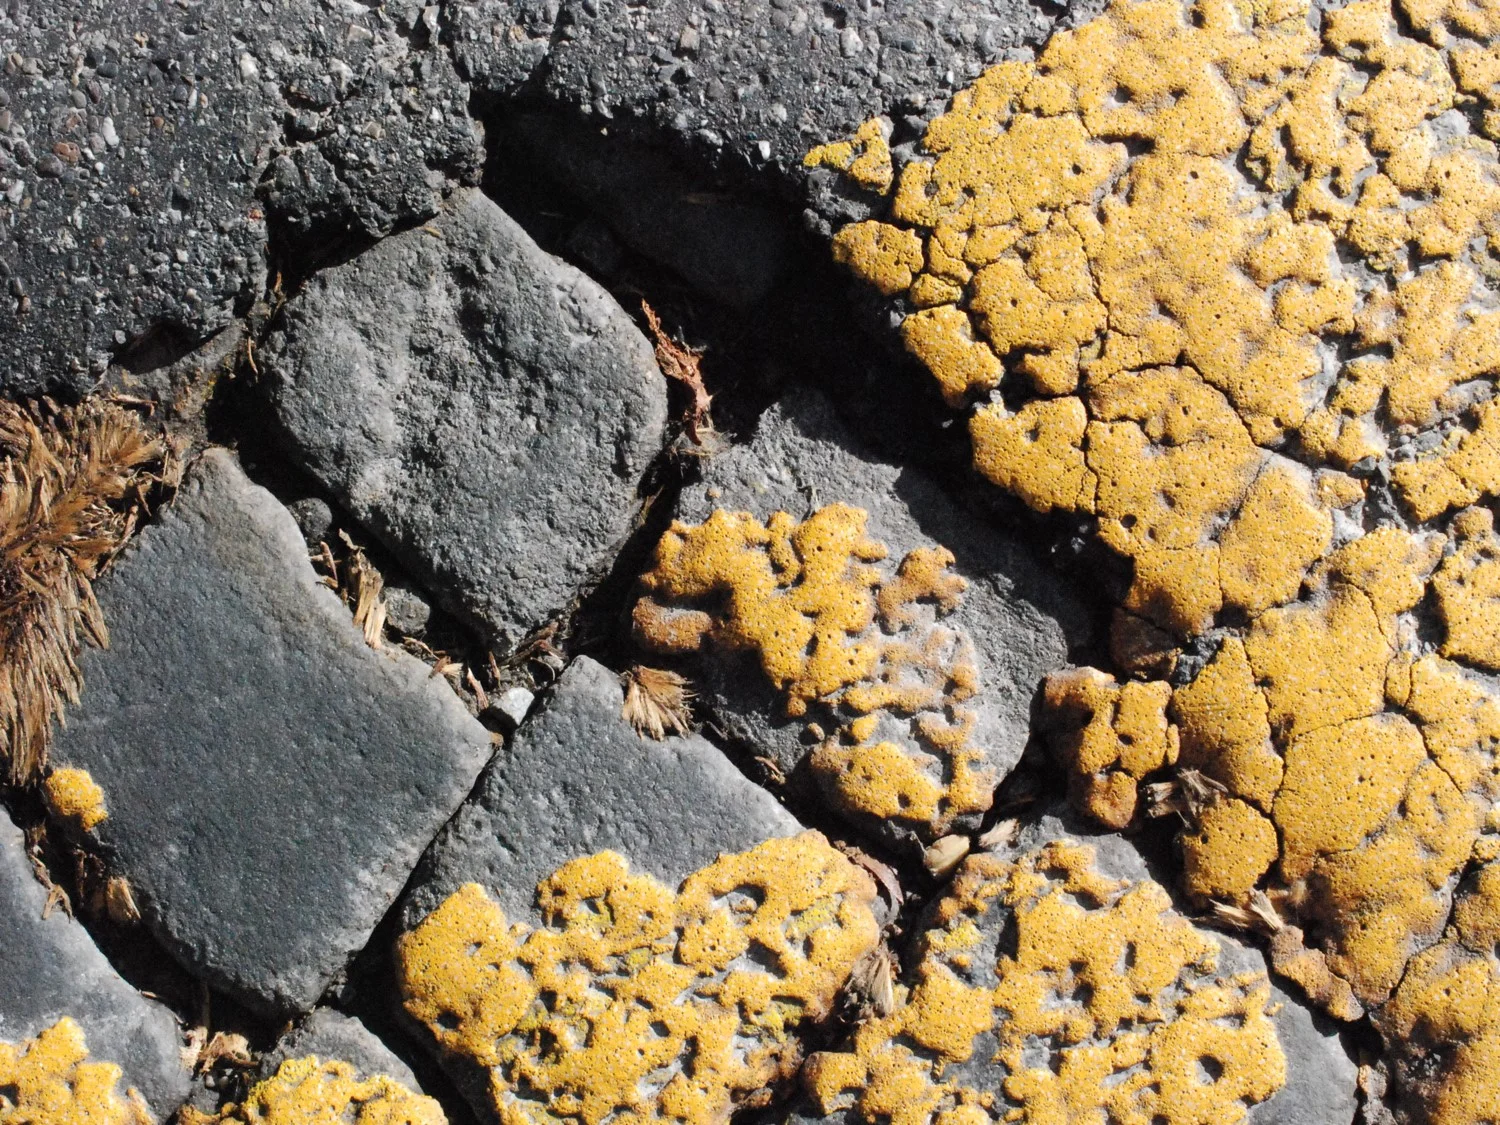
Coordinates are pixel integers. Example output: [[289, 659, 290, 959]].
[[621, 664, 695, 739], [0, 398, 170, 786], [642, 300, 715, 447]]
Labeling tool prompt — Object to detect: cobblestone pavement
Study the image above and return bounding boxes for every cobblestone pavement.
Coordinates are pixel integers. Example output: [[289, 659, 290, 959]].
[[4, 0, 1498, 1122]]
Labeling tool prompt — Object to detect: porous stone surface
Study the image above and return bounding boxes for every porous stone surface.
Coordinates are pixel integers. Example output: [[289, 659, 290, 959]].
[[263, 186, 669, 651], [46, 448, 494, 1016], [638, 388, 1087, 847], [402, 655, 803, 927], [449, 0, 1076, 174], [0, 0, 480, 398], [795, 808, 1359, 1125], [0, 807, 193, 1118], [259, 1009, 421, 1090]]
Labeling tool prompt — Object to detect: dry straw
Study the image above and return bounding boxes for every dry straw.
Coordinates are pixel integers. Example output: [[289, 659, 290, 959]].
[[0, 398, 170, 786]]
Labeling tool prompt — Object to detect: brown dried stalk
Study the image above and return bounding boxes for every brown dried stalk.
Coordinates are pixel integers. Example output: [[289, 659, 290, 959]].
[[621, 665, 694, 740], [336, 530, 386, 649], [0, 399, 168, 786], [641, 300, 714, 445]]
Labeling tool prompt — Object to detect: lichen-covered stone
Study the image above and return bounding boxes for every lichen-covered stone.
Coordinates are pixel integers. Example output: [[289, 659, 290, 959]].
[[0, 808, 191, 1120], [810, 0, 1500, 1064], [398, 656, 880, 1125], [633, 389, 1086, 848], [45, 448, 494, 1015], [258, 1010, 422, 1094], [263, 187, 668, 651], [798, 811, 1357, 1125], [186, 1056, 444, 1125]]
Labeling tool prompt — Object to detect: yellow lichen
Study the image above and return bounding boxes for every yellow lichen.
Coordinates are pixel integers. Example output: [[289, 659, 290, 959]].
[[397, 833, 878, 1125], [42, 767, 108, 833], [1041, 668, 1179, 829], [1433, 507, 1500, 671], [0, 1018, 148, 1125], [635, 507, 994, 837], [804, 840, 1286, 1125], [1180, 797, 1279, 901], [1378, 858, 1500, 1125], [810, 0, 1500, 1053], [194, 1057, 445, 1125], [805, 118, 895, 195]]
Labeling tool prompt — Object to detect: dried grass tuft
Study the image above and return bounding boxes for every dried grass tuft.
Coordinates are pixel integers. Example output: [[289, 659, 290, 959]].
[[621, 665, 695, 740], [0, 398, 169, 786]]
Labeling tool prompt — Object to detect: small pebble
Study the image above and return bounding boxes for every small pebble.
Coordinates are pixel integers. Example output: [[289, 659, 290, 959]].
[[490, 687, 535, 731]]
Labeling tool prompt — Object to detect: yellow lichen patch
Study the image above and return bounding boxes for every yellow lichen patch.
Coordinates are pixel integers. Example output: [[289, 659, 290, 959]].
[[1180, 797, 1279, 901], [803, 841, 1286, 1125], [636, 507, 994, 837], [397, 833, 878, 1125], [1378, 858, 1500, 1125], [634, 505, 886, 718], [1171, 637, 1282, 811], [1433, 507, 1500, 671], [0, 1018, 146, 1125], [812, 0, 1500, 1041], [805, 118, 894, 195], [42, 767, 108, 833], [815, 0, 1500, 626], [197, 1057, 445, 1125], [1040, 668, 1179, 829]]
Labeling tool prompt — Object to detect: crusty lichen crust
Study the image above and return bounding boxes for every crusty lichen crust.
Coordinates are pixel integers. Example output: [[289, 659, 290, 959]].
[[811, 0, 1500, 1112], [803, 840, 1286, 1125], [181, 1056, 445, 1125], [395, 832, 878, 1125], [0, 1018, 150, 1125], [41, 767, 108, 833], [633, 504, 989, 838], [1378, 853, 1500, 1125]]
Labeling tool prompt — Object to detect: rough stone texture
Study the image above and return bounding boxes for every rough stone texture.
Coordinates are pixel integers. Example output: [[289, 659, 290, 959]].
[[0, 808, 192, 1118], [0, 0, 480, 398], [502, 109, 795, 309], [449, 0, 1077, 179], [259, 1009, 421, 1090], [264, 186, 669, 651], [788, 808, 1358, 1125], [402, 655, 802, 929], [46, 448, 494, 1016], [664, 388, 1088, 844]]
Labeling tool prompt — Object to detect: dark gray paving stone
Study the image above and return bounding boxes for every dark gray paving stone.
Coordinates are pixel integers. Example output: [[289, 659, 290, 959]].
[[502, 109, 795, 309], [402, 655, 802, 929], [0, 0, 479, 398], [0, 808, 192, 1119], [260, 1009, 421, 1090], [449, 0, 1077, 183], [654, 388, 1088, 848], [47, 448, 494, 1017], [263, 187, 669, 651]]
